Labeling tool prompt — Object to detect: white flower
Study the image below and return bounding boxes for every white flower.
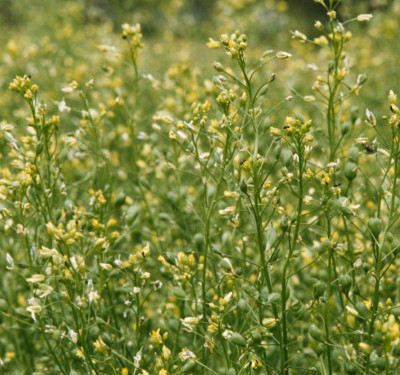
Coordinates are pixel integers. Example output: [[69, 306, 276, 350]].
[[222, 330, 233, 339], [134, 351, 142, 368], [304, 95, 316, 103], [179, 348, 196, 362], [292, 30, 307, 42], [357, 14, 373, 22], [219, 206, 235, 215], [6, 253, 14, 270], [26, 274, 45, 283], [346, 306, 359, 316], [69, 329, 78, 344], [26, 298, 42, 322], [61, 86, 74, 93], [88, 290, 100, 303], [276, 51, 292, 59], [100, 262, 113, 271], [365, 109, 376, 126], [58, 99, 71, 112]]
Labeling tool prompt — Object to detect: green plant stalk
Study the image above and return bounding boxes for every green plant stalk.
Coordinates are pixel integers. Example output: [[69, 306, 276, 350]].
[[326, 19, 342, 162], [39, 319, 67, 374], [363, 241, 381, 374], [280, 141, 304, 375], [324, 222, 333, 375], [239, 56, 283, 371], [365, 128, 399, 373], [201, 128, 231, 372], [238, 57, 274, 299]]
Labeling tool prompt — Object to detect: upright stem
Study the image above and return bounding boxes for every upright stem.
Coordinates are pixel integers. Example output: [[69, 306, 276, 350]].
[[281, 143, 304, 375], [365, 129, 399, 374], [324, 214, 333, 375], [201, 129, 231, 372]]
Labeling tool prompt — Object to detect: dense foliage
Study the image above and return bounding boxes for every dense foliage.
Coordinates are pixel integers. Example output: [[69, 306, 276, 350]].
[[1, 0, 400, 374]]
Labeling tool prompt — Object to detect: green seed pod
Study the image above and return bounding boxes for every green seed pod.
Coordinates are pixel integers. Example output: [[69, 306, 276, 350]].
[[15, 307, 28, 317], [268, 292, 281, 306], [282, 149, 293, 167], [238, 299, 248, 311], [194, 233, 204, 248], [295, 113, 305, 123], [88, 326, 100, 339], [344, 363, 358, 375], [53, 329, 62, 341], [0, 299, 8, 312], [315, 343, 325, 357], [260, 287, 269, 302], [386, 232, 394, 243], [313, 281, 327, 299], [348, 146, 359, 163], [181, 360, 196, 373], [341, 121, 351, 135], [362, 262, 370, 273], [274, 143, 282, 160], [392, 239, 400, 256], [318, 239, 331, 255], [344, 162, 357, 181], [368, 217, 381, 239], [227, 369, 236, 375], [291, 300, 303, 312], [212, 62, 224, 72], [358, 73, 368, 85], [172, 287, 186, 299], [240, 179, 248, 195], [309, 324, 325, 342], [265, 227, 277, 251], [353, 285, 360, 296], [328, 60, 336, 72], [114, 192, 126, 207], [251, 331, 262, 344], [355, 301, 369, 318], [167, 191, 177, 205], [338, 274, 352, 294], [59, 147, 69, 162], [280, 215, 289, 231], [371, 357, 386, 371], [101, 333, 112, 345], [230, 332, 247, 347], [35, 141, 44, 156], [350, 106, 360, 125]]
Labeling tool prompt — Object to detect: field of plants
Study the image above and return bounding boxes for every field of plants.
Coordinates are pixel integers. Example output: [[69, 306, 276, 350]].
[[1, 0, 400, 374]]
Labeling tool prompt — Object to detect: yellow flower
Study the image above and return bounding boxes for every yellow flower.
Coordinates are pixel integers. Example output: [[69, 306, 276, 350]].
[[149, 328, 163, 344], [206, 38, 220, 48]]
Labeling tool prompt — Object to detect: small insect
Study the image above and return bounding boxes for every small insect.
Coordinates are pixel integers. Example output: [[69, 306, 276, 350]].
[[334, 182, 342, 187], [240, 159, 247, 165], [364, 144, 376, 154]]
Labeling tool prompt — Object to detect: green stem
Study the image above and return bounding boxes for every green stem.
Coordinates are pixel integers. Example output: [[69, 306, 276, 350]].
[[281, 144, 304, 375]]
